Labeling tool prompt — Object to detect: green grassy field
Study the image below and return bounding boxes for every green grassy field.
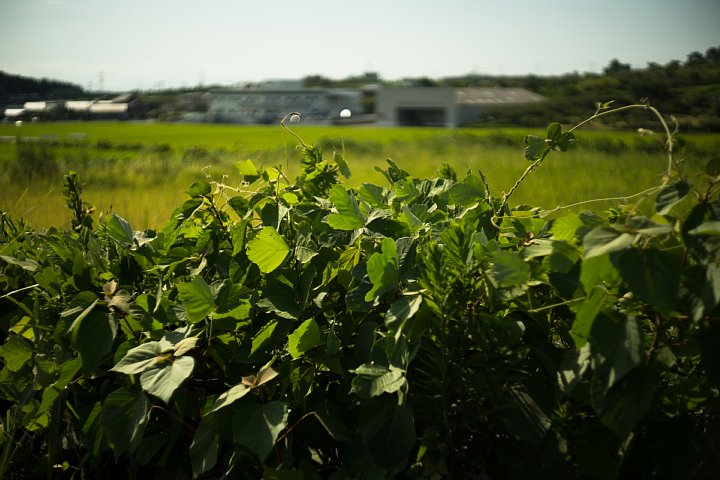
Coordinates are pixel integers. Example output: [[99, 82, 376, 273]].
[[1, 121, 717, 230]]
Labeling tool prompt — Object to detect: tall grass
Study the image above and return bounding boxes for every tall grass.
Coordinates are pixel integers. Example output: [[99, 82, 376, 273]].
[[0, 122, 715, 230]]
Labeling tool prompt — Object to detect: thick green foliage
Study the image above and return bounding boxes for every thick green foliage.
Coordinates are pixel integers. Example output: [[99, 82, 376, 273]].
[[1, 114, 719, 479]]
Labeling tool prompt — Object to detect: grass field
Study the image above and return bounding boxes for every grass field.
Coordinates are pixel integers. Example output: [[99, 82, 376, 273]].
[[1, 121, 717, 230]]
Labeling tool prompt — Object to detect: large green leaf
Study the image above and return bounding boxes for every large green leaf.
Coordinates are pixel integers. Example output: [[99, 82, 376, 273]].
[[246, 226, 290, 273], [210, 384, 252, 413], [616, 249, 680, 317], [351, 363, 406, 398], [365, 237, 399, 301], [139, 356, 195, 404], [105, 213, 134, 247], [73, 310, 116, 375], [327, 184, 365, 230], [190, 417, 219, 478], [571, 286, 609, 348], [110, 341, 167, 375], [0, 335, 33, 372], [232, 401, 289, 461], [596, 368, 654, 439], [447, 173, 486, 207], [492, 252, 530, 288], [287, 318, 324, 359], [37, 357, 82, 416], [656, 181, 691, 216], [384, 294, 422, 340], [210, 364, 279, 413], [590, 314, 643, 391], [177, 276, 216, 323], [102, 387, 150, 457], [583, 227, 634, 259]]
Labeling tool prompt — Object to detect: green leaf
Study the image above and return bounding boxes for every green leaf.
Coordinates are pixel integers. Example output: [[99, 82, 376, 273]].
[[105, 213, 134, 246], [583, 227, 634, 259], [294, 223, 319, 263], [656, 181, 690, 216], [616, 249, 680, 317], [688, 221, 720, 235], [256, 295, 302, 320], [351, 363, 405, 398], [524, 135, 551, 161], [232, 401, 289, 461], [246, 226, 290, 273], [447, 173, 486, 207], [73, 311, 116, 375], [590, 314, 643, 391], [174, 337, 199, 357], [596, 368, 654, 439], [492, 252, 530, 288], [0, 335, 33, 372], [210, 384, 252, 413], [327, 184, 365, 230], [287, 318, 324, 359], [102, 388, 150, 457], [110, 341, 166, 375], [186, 181, 211, 198], [0, 255, 40, 272], [313, 401, 354, 442], [546, 122, 562, 142], [177, 276, 216, 323], [190, 417, 219, 478], [551, 213, 584, 243], [365, 237, 399, 301], [37, 357, 82, 416], [236, 159, 260, 183], [580, 253, 621, 296], [571, 287, 609, 348], [385, 295, 422, 339], [139, 356, 195, 404], [706, 156, 720, 177], [333, 149, 351, 178]]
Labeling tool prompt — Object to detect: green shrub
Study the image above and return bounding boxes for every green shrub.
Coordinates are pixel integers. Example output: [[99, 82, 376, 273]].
[[1, 103, 719, 479]]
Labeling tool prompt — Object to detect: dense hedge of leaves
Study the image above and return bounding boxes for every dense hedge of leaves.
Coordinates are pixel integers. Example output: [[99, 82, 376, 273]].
[[1, 117, 720, 479]]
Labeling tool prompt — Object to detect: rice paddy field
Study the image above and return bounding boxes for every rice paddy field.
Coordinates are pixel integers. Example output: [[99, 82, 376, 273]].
[[0, 120, 718, 230]]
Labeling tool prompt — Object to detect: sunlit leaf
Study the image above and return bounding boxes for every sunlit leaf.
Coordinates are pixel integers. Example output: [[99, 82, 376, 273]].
[[350, 363, 405, 398], [327, 184, 365, 230], [177, 276, 216, 323], [246, 226, 290, 273], [287, 318, 324, 359], [139, 356, 195, 404], [365, 237, 399, 300]]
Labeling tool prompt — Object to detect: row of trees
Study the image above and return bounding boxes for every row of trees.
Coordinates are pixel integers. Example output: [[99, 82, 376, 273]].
[[3, 46, 719, 129], [305, 46, 720, 130]]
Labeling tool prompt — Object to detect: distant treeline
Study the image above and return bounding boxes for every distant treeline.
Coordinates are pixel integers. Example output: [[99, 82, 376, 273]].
[[2, 45, 719, 130], [0, 71, 85, 103], [306, 45, 720, 131]]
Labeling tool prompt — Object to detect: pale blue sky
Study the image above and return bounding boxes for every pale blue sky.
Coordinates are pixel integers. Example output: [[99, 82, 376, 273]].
[[1, 0, 718, 91]]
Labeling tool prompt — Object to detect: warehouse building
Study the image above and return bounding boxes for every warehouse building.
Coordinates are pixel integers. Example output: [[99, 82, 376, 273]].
[[208, 81, 361, 124], [375, 86, 546, 127]]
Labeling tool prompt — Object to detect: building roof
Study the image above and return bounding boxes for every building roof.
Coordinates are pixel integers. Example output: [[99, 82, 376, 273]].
[[455, 88, 545, 105]]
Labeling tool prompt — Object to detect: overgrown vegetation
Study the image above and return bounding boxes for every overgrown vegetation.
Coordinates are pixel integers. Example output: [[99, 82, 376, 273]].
[[1, 103, 719, 479]]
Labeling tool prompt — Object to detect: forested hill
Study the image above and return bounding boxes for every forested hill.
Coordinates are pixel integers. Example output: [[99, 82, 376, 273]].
[[0, 71, 84, 102]]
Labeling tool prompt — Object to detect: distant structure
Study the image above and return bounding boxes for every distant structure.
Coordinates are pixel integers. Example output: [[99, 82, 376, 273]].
[[375, 86, 546, 127], [3, 93, 140, 121], [208, 80, 361, 124]]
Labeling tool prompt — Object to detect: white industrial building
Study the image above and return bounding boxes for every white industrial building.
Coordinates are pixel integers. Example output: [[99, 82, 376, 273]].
[[208, 81, 361, 124], [375, 86, 546, 127]]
